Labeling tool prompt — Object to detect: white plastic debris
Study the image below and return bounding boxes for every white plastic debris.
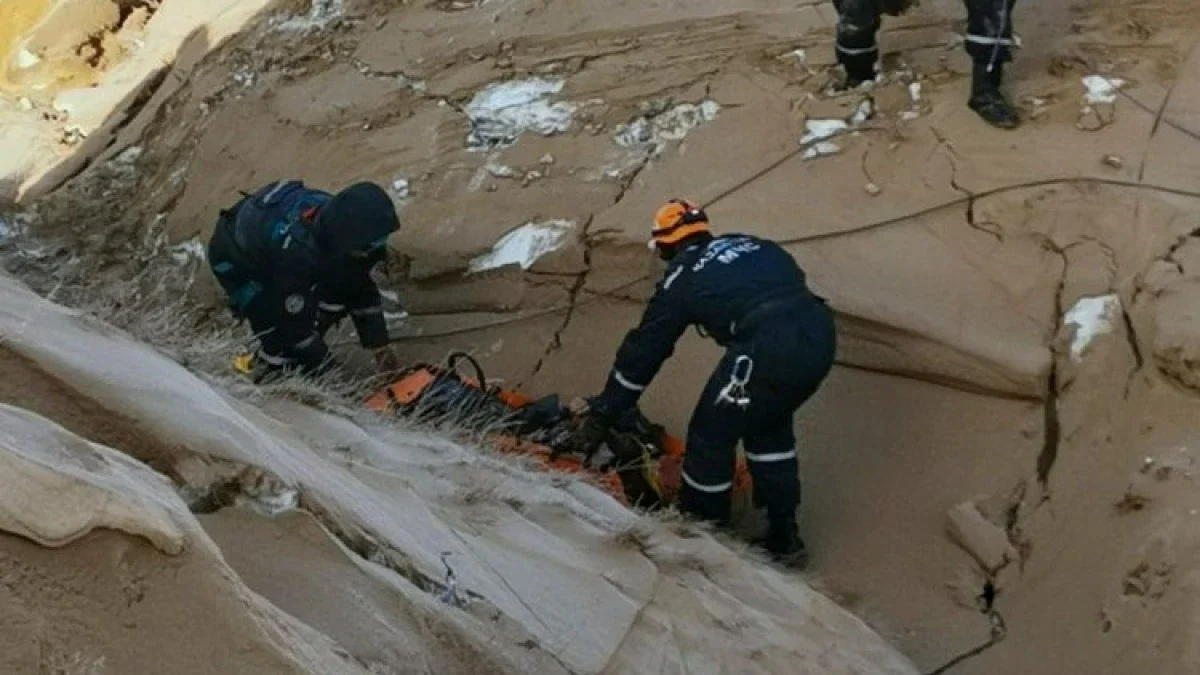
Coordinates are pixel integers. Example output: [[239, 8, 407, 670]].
[[169, 239, 206, 265], [391, 178, 411, 199], [1063, 294, 1121, 361], [465, 78, 577, 149], [802, 142, 841, 160], [851, 99, 874, 125], [468, 220, 573, 273], [909, 82, 922, 103], [1082, 75, 1124, 105], [801, 119, 850, 145], [613, 100, 720, 149], [790, 49, 807, 63]]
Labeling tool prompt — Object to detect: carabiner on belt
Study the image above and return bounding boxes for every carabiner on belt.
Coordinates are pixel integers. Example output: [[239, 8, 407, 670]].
[[716, 355, 754, 409]]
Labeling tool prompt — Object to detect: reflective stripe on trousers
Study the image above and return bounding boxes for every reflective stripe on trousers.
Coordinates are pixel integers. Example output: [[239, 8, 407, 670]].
[[745, 449, 797, 463], [681, 471, 733, 494]]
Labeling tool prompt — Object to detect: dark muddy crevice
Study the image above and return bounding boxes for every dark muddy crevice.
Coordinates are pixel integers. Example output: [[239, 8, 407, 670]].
[[1036, 243, 1067, 487], [1119, 304, 1144, 397], [922, 567, 1008, 675], [923, 611, 1006, 675]]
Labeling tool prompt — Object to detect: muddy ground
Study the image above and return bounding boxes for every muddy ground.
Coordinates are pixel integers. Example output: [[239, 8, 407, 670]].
[[6, 0, 1200, 672]]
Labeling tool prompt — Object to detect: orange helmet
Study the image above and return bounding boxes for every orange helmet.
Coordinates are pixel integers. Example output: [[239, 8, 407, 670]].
[[650, 198, 711, 249]]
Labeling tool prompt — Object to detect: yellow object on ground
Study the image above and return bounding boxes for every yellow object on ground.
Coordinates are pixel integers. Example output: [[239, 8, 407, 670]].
[[232, 353, 255, 375]]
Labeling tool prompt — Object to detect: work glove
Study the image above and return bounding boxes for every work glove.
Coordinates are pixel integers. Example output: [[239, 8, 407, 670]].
[[570, 396, 640, 433]]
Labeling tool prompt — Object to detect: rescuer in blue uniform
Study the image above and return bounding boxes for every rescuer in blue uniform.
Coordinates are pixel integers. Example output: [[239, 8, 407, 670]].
[[584, 200, 837, 567], [835, 0, 1021, 128], [207, 179, 402, 381]]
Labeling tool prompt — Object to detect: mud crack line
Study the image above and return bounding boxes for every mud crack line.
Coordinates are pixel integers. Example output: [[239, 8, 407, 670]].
[[924, 570, 1008, 675], [522, 216, 596, 384], [923, 609, 1007, 675], [1036, 239, 1068, 488]]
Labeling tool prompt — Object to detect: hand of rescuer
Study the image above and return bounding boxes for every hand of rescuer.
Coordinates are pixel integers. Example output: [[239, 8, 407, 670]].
[[577, 394, 641, 434]]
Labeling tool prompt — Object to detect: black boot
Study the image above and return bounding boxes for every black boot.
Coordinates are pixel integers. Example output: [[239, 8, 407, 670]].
[[760, 518, 809, 570], [968, 63, 1020, 129], [838, 50, 877, 90]]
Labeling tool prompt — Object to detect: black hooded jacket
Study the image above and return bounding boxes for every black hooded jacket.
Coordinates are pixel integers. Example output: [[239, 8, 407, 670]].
[[207, 180, 398, 372]]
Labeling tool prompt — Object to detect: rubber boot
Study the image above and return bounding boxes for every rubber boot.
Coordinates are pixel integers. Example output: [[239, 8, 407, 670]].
[[838, 51, 877, 90], [761, 517, 809, 570], [968, 63, 1020, 129]]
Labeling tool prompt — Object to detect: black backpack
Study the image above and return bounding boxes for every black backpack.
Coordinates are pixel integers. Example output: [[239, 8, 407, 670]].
[[208, 180, 330, 316]]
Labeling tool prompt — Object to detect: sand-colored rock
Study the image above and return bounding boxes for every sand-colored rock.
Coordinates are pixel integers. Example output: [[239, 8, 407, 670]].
[[0, 404, 185, 553], [0, 401, 380, 675], [946, 502, 1017, 573]]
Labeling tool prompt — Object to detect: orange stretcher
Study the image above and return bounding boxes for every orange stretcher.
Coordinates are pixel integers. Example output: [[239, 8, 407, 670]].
[[364, 352, 753, 509]]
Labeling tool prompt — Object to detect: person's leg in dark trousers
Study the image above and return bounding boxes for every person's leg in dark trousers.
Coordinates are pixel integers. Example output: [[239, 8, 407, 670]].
[[742, 307, 837, 565], [963, 0, 1020, 128], [678, 353, 745, 526], [834, 0, 882, 86]]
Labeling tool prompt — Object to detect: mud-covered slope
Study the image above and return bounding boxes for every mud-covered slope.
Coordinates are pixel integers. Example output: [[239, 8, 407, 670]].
[[8, 0, 1200, 672], [0, 268, 917, 673], [0, 402, 377, 675]]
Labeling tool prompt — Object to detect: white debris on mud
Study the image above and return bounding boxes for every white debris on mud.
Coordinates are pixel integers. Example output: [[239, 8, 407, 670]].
[[800, 99, 873, 158], [468, 220, 573, 273], [467, 161, 519, 191], [465, 78, 577, 149], [801, 119, 850, 145], [851, 99, 873, 124], [271, 0, 345, 32], [1082, 75, 1125, 105], [1064, 294, 1121, 361], [803, 142, 841, 160], [613, 100, 721, 151], [391, 177, 411, 200], [239, 486, 300, 517], [169, 239, 207, 265]]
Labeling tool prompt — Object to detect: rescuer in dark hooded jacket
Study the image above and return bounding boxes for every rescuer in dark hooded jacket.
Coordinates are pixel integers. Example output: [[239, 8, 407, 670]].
[[207, 179, 402, 381], [582, 200, 837, 568], [835, 0, 1022, 129]]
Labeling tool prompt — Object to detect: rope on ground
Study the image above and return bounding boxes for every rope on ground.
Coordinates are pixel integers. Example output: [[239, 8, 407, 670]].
[[383, 174, 1200, 344], [779, 175, 1200, 245]]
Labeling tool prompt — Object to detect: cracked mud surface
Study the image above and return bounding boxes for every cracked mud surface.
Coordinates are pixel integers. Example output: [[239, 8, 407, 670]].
[[8, 0, 1200, 672]]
